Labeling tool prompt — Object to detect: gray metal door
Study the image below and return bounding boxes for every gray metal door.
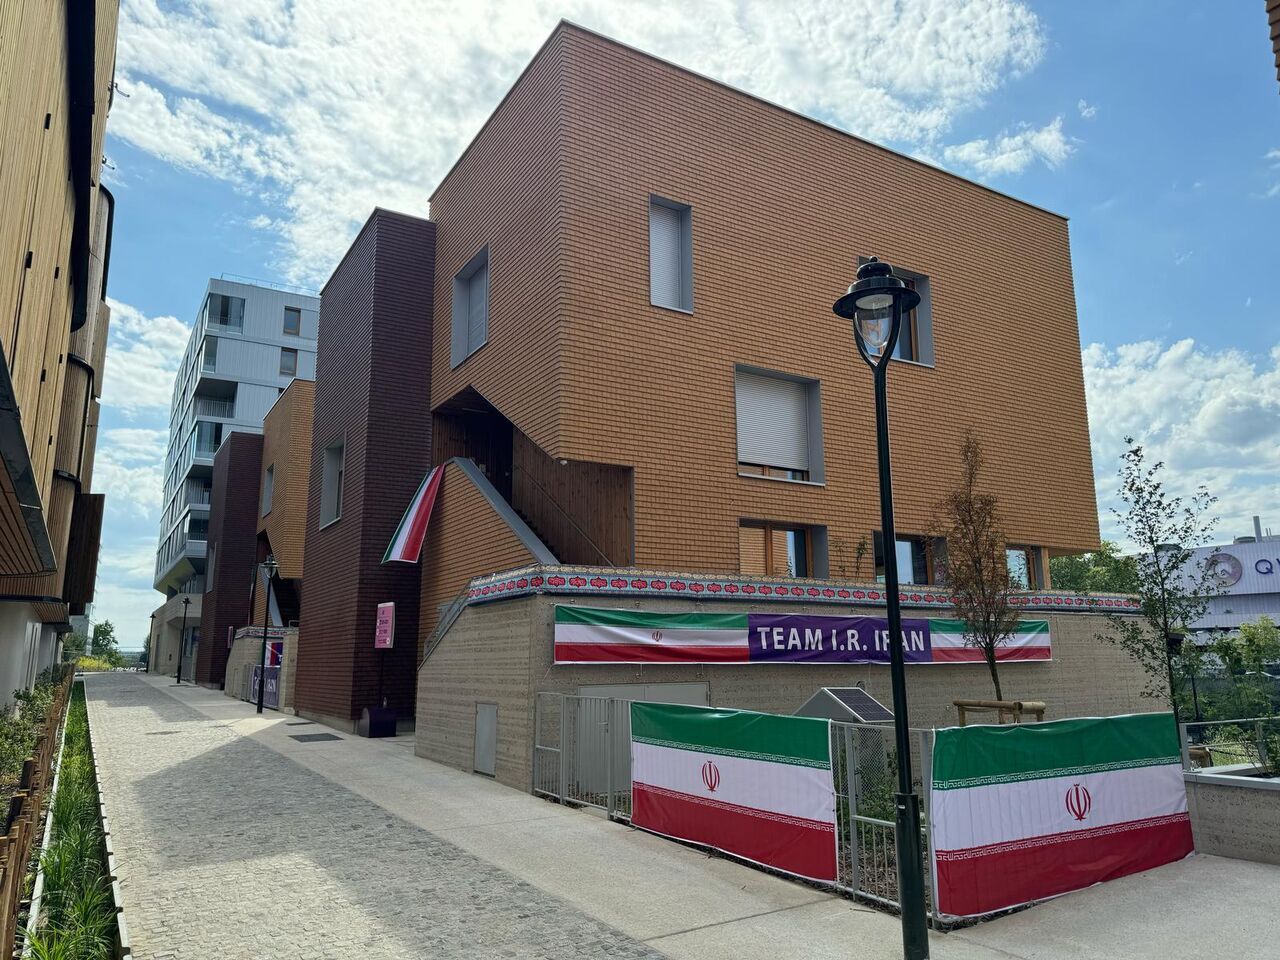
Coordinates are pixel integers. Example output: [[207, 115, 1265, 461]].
[[474, 703, 497, 777]]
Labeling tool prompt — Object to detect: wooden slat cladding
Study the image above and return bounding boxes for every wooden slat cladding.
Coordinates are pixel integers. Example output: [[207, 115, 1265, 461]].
[[510, 430, 633, 565], [195, 433, 263, 687], [0, 1, 117, 574], [258, 379, 313, 581], [63, 491, 103, 608], [295, 210, 435, 726]]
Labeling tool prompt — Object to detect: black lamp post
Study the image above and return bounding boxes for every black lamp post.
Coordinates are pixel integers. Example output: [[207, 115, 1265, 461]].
[[257, 554, 279, 714], [834, 257, 929, 960], [175, 596, 191, 685]]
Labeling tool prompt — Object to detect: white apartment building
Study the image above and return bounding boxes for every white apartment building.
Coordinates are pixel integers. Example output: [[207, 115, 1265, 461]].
[[150, 277, 318, 676]]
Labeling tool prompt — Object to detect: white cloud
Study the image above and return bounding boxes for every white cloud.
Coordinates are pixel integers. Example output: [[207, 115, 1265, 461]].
[[111, 0, 1052, 284], [941, 116, 1071, 176], [1083, 339, 1280, 544], [102, 298, 189, 414], [1174, 250, 1193, 266], [1076, 98, 1096, 119], [95, 426, 168, 515]]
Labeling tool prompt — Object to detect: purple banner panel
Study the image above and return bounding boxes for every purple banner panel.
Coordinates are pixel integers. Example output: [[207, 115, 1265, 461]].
[[747, 614, 932, 663]]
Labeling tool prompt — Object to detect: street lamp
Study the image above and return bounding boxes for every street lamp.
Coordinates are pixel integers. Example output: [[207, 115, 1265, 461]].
[[256, 554, 279, 715], [834, 257, 929, 960], [175, 596, 191, 685]]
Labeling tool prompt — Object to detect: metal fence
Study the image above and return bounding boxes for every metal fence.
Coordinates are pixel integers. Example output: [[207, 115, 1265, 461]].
[[532, 692, 937, 917], [1181, 716, 1280, 774]]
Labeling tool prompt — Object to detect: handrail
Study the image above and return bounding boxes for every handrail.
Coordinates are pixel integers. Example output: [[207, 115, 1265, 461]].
[[513, 467, 612, 566]]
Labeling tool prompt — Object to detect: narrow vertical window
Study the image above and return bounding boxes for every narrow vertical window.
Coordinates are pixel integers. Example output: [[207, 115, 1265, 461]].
[[451, 247, 490, 367], [279, 347, 297, 377], [649, 196, 692, 311], [283, 306, 301, 336], [321, 440, 345, 526]]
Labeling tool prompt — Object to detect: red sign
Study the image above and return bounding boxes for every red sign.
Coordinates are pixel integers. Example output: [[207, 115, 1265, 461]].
[[375, 602, 395, 649]]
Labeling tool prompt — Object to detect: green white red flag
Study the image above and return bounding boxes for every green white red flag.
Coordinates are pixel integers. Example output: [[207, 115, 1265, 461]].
[[930, 713, 1193, 918], [383, 465, 444, 564], [630, 702, 837, 882]]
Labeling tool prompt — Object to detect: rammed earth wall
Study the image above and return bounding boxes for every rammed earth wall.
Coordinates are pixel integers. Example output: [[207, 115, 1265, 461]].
[[416, 585, 1148, 791]]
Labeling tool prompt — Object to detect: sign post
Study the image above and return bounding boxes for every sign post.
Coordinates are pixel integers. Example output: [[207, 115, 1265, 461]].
[[375, 602, 395, 708]]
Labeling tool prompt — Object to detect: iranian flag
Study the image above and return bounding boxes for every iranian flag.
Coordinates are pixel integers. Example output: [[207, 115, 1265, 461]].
[[382, 465, 444, 564], [930, 713, 1193, 918], [630, 702, 837, 882], [928, 618, 1051, 662]]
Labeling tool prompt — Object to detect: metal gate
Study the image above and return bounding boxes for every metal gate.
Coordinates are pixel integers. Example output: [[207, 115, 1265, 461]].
[[533, 692, 937, 917]]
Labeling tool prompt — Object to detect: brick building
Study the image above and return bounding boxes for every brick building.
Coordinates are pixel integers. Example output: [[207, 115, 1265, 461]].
[[398, 23, 1138, 780], [293, 210, 435, 731], [0, 1, 118, 699], [280, 24, 1139, 766], [407, 21, 1098, 625], [189, 432, 262, 685]]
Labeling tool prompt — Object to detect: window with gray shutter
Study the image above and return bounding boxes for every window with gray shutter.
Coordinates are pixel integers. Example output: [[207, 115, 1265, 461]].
[[735, 368, 822, 479], [451, 246, 490, 367], [649, 197, 692, 311]]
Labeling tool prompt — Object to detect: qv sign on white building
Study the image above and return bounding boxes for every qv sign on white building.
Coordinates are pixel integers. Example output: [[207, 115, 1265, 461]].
[[1186, 534, 1280, 633]]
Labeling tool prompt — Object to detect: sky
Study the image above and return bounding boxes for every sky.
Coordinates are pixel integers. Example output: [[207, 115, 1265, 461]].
[[94, 1, 1280, 647]]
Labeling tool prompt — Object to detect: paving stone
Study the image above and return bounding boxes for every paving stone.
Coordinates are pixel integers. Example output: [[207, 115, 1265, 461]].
[[86, 675, 662, 960]]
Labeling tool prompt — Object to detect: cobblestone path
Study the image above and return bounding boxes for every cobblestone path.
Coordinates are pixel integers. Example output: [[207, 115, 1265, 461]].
[[86, 674, 661, 960]]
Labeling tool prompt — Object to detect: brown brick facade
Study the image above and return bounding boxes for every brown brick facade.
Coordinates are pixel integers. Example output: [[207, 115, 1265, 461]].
[[295, 209, 435, 728], [425, 23, 1099, 614], [195, 433, 263, 687]]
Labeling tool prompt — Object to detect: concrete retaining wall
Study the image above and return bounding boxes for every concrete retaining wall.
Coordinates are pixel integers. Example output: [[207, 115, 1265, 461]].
[[1185, 773, 1280, 865], [417, 592, 1151, 791]]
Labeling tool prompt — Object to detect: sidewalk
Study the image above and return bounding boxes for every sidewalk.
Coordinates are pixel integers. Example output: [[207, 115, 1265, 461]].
[[86, 673, 1278, 959]]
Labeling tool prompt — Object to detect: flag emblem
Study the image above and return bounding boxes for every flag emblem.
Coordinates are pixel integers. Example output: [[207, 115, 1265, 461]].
[[1065, 783, 1092, 821], [701, 760, 720, 792]]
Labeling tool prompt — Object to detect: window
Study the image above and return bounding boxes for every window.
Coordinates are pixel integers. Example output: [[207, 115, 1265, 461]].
[[739, 521, 829, 578], [1006, 546, 1040, 590], [261, 464, 274, 516], [857, 258, 934, 365], [649, 196, 692, 312], [206, 544, 216, 592], [202, 335, 218, 372], [283, 306, 302, 336], [279, 347, 297, 377], [320, 440, 345, 526], [206, 293, 244, 330], [735, 367, 823, 482], [451, 247, 489, 367], [874, 533, 933, 585]]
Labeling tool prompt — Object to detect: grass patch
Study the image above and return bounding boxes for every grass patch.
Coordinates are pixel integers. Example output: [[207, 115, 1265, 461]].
[[23, 683, 115, 959]]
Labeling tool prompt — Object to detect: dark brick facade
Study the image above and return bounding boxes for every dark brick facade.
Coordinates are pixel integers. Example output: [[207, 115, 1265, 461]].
[[195, 432, 263, 687], [294, 209, 435, 728]]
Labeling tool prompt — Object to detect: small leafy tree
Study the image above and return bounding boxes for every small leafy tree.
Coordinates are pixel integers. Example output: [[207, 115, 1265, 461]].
[[1049, 540, 1140, 595], [933, 433, 1021, 700], [90, 621, 125, 668], [1098, 439, 1217, 726], [62, 632, 88, 661]]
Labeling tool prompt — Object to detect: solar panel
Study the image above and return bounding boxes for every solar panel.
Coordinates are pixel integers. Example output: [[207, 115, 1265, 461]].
[[828, 687, 894, 723]]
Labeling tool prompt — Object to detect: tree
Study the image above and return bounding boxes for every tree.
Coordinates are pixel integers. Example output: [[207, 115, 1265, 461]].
[[1210, 617, 1280, 719], [932, 433, 1021, 700], [1049, 540, 1140, 595], [62, 631, 88, 660], [1098, 439, 1217, 726], [90, 621, 124, 667]]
